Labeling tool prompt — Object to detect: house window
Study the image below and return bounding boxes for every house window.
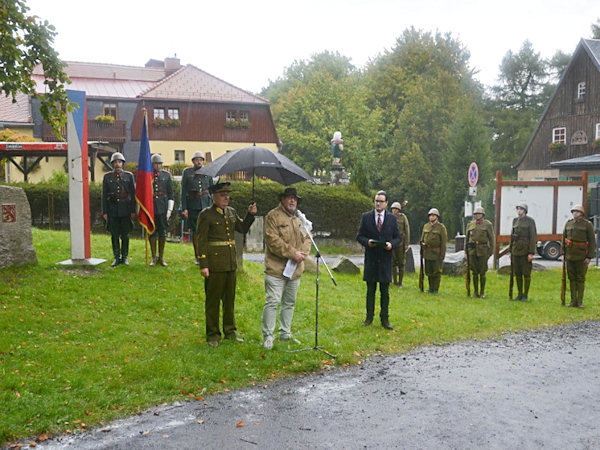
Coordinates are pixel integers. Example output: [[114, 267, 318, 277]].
[[153, 108, 165, 119], [577, 82, 586, 99], [103, 103, 118, 119], [168, 108, 179, 120], [226, 110, 236, 123], [174, 150, 185, 163], [552, 127, 566, 144], [205, 151, 213, 163], [596, 123, 600, 140], [239, 111, 249, 123]]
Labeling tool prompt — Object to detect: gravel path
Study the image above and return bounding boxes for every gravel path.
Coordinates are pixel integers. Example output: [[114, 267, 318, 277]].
[[33, 321, 600, 449]]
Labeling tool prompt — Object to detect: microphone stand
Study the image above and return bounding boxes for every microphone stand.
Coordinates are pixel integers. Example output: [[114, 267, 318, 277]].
[[288, 230, 337, 358]]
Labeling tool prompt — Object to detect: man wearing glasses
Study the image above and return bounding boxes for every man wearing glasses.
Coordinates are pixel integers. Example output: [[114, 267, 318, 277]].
[[357, 190, 401, 330]]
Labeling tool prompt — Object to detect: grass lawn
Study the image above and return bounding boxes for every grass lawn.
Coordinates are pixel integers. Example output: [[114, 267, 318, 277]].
[[1, 229, 599, 443]]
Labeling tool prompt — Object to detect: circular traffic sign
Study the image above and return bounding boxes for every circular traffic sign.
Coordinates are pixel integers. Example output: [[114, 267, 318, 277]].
[[468, 162, 478, 187]]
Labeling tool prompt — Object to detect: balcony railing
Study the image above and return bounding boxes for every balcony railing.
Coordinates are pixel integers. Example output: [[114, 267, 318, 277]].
[[42, 120, 127, 143]]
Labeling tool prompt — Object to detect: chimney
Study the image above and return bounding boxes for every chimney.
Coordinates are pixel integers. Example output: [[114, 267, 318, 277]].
[[164, 56, 181, 75]]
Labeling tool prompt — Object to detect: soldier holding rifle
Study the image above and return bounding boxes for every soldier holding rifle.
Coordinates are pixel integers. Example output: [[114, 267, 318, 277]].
[[465, 206, 494, 298], [509, 203, 537, 301], [561, 204, 596, 308], [181, 151, 214, 264], [420, 208, 447, 294]]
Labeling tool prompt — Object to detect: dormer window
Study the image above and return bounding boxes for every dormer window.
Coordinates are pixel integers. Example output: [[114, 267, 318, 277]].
[[577, 81, 586, 99]]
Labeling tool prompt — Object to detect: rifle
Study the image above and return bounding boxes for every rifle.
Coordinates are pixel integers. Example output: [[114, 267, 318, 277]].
[[465, 231, 471, 297], [561, 254, 566, 306], [419, 242, 425, 292]]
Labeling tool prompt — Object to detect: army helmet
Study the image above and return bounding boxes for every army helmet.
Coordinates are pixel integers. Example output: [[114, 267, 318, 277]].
[[571, 204, 585, 214], [191, 151, 205, 161], [474, 206, 485, 215], [151, 153, 163, 164], [110, 152, 125, 163], [390, 201, 402, 210], [516, 202, 528, 213], [428, 208, 440, 217]]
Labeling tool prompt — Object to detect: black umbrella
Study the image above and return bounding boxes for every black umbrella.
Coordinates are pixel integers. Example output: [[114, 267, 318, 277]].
[[197, 145, 314, 198]]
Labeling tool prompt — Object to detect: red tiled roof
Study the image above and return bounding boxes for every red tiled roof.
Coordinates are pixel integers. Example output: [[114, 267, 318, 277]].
[[0, 92, 32, 123]]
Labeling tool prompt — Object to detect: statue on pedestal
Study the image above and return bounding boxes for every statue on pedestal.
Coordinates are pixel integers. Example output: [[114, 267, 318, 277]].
[[331, 131, 343, 166]]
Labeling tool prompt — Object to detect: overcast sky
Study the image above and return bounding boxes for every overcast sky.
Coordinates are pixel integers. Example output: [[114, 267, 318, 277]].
[[26, 0, 599, 94]]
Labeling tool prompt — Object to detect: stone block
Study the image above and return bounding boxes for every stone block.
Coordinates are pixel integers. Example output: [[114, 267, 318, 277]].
[[0, 185, 37, 268]]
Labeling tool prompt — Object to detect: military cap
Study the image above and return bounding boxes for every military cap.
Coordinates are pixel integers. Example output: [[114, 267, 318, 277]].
[[151, 153, 163, 164], [390, 202, 402, 210], [428, 208, 440, 217], [516, 203, 528, 213], [279, 187, 302, 204], [209, 182, 231, 195], [110, 152, 125, 163], [191, 151, 205, 161], [474, 206, 485, 215], [571, 204, 585, 214]]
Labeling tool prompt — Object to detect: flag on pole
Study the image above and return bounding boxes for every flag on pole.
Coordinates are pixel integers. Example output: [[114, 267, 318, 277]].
[[135, 110, 155, 235]]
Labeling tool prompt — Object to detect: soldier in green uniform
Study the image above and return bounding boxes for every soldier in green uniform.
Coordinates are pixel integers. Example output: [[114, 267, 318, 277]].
[[149, 154, 174, 267], [181, 151, 214, 264], [198, 182, 257, 347], [420, 208, 447, 293], [390, 201, 410, 287], [561, 204, 596, 308], [102, 152, 136, 267], [466, 206, 495, 298], [509, 203, 537, 301]]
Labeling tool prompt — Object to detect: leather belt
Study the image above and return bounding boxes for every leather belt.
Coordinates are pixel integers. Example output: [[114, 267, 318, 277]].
[[208, 240, 234, 246]]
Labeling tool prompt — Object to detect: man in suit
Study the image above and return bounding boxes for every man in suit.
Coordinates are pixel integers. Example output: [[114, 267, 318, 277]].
[[357, 190, 402, 330]]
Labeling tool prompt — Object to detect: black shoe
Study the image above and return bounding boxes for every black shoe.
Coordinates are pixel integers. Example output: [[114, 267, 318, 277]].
[[567, 302, 577, 307], [520, 296, 528, 302], [121, 258, 129, 266], [362, 319, 373, 326], [110, 258, 120, 267], [225, 334, 244, 342], [382, 321, 393, 330]]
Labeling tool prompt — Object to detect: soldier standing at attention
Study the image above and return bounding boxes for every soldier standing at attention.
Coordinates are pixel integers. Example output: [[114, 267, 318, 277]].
[[420, 208, 447, 293], [149, 154, 174, 267], [197, 182, 257, 348], [181, 151, 213, 264], [466, 206, 495, 298], [510, 203, 537, 301], [561, 204, 596, 308], [102, 152, 136, 267], [390, 201, 410, 287]]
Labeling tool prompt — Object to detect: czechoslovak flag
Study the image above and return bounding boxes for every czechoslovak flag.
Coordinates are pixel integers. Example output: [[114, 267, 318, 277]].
[[135, 110, 155, 234]]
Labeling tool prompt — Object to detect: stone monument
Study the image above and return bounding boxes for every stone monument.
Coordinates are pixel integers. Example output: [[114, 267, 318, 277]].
[[0, 185, 37, 268]]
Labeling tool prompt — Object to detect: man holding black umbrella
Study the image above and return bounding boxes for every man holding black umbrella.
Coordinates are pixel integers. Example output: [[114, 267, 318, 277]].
[[197, 182, 257, 348]]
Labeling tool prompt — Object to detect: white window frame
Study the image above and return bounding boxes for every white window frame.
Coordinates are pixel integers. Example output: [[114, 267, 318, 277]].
[[596, 123, 600, 140], [577, 82, 586, 99], [552, 127, 566, 144], [153, 108, 165, 119], [168, 108, 179, 120], [238, 110, 249, 123], [226, 110, 236, 123]]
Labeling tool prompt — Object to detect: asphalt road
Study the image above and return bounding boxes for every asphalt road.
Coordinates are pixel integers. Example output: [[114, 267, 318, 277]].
[[30, 321, 600, 449]]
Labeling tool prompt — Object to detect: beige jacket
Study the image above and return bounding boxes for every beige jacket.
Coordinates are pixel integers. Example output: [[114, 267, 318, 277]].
[[264, 204, 311, 280]]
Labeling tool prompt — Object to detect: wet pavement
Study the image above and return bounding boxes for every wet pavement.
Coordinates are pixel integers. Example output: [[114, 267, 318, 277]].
[[32, 321, 600, 449]]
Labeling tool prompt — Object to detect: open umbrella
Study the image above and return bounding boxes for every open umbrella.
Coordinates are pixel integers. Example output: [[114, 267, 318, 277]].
[[196, 145, 313, 198]]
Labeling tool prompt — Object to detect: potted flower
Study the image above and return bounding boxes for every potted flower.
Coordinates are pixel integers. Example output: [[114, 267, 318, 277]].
[[548, 142, 566, 155], [94, 115, 115, 125], [591, 138, 600, 152]]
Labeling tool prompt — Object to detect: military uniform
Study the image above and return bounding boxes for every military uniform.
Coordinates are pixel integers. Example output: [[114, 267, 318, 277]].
[[510, 215, 537, 300], [181, 166, 213, 232], [466, 218, 494, 297], [102, 169, 135, 263], [562, 216, 596, 307], [420, 221, 447, 293], [392, 212, 410, 286], [150, 169, 174, 239], [198, 203, 255, 344]]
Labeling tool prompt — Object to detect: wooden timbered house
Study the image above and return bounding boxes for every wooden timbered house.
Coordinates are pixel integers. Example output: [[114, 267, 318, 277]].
[[514, 38, 600, 184]]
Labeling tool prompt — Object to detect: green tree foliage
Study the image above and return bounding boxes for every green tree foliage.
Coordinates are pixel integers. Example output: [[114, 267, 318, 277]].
[[592, 18, 600, 39], [434, 105, 492, 235], [0, 0, 74, 138], [262, 51, 387, 194]]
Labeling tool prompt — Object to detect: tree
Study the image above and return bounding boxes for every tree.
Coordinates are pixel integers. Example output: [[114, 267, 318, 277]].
[[592, 18, 600, 39], [0, 0, 74, 137]]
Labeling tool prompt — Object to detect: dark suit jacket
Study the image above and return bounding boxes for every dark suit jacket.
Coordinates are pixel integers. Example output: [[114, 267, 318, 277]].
[[357, 210, 402, 283]]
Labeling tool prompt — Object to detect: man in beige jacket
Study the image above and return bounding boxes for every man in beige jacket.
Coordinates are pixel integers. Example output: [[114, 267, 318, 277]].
[[262, 187, 311, 350]]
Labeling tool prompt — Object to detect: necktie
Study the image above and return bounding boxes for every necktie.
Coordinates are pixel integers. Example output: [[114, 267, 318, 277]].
[[377, 213, 382, 231]]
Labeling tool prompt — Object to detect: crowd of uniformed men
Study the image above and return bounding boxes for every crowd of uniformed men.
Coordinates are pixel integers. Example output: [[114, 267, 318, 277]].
[[102, 152, 597, 348]]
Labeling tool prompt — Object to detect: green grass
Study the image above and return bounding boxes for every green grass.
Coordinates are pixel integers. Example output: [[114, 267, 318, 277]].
[[1, 229, 599, 443]]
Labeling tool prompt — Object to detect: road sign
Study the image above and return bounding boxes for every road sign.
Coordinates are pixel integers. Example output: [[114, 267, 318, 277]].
[[468, 162, 478, 187], [469, 186, 477, 196]]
